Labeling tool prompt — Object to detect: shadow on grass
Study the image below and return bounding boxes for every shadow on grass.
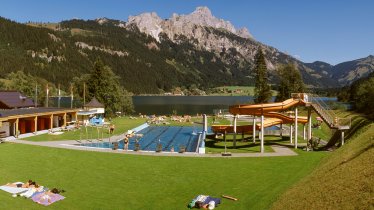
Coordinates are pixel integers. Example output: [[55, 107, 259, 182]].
[[325, 116, 372, 149], [205, 135, 295, 152]]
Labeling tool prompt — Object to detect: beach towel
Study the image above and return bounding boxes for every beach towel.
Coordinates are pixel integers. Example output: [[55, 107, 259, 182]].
[[31, 192, 65, 206], [20, 186, 45, 198], [0, 182, 29, 194]]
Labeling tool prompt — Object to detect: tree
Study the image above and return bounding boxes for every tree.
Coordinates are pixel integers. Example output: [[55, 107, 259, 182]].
[[87, 58, 134, 116], [352, 76, 374, 119], [253, 48, 272, 103], [0, 71, 52, 106], [276, 63, 305, 101]]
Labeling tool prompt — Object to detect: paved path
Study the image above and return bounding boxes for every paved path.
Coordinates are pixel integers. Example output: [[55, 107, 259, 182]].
[[7, 139, 298, 158]]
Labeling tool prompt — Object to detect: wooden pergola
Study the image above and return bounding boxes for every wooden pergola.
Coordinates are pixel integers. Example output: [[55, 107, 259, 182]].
[[0, 108, 79, 137]]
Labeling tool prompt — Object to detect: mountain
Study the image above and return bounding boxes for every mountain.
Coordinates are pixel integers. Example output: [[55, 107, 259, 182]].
[[0, 6, 373, 94], [124, 6, 337, 88], [305, 55, 374, 86], [330, 55, 374, 86]]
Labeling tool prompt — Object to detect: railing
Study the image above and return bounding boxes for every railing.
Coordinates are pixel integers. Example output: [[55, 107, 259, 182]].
[[309, 94, 337, 128], [293, 93, 351, 130], [195, 133, 203, 153], [337, 117, 352, 129]]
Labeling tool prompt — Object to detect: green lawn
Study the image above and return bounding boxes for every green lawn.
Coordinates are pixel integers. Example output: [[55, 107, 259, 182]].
[[23, 118, 147, 142], [0, 143, 328, 210]]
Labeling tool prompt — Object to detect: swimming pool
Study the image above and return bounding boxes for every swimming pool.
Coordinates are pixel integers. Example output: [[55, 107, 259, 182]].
[[78, 126, 202, 152]]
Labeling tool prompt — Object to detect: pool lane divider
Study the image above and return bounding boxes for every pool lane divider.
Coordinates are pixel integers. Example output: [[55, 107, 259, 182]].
[[163, 126, 183, 151], [142, 127, 169, 150]]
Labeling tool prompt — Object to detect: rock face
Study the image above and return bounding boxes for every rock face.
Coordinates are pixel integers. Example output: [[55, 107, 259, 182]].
[[127, 12, 163, 42], [126, 6, 253, 41]]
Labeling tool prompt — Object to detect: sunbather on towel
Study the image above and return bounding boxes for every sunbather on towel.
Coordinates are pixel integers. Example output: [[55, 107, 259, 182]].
[[20, 185, 45, 198], [188, 195, 221, 209], [34, 188, 64, 205], [6, 180, 35, 188]]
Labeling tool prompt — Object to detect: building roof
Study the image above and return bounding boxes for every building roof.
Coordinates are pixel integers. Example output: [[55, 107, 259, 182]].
[[0, 91, 35, 109], [84, 97, 104, 108], [0, 107, 79, 120]]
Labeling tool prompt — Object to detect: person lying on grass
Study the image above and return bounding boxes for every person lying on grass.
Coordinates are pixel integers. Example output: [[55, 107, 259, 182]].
[[6, 180, 36, 188], [188, 195, 221, 209], [36, 188, 65, 204], [20, 184, 45, 198]]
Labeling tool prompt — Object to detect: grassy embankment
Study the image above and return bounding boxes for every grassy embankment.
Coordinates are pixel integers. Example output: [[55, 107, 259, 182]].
[[271, 112, 374, 210]]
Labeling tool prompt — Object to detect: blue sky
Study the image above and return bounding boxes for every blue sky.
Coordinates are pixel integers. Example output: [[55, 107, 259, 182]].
[[1, 0, 373, 65]]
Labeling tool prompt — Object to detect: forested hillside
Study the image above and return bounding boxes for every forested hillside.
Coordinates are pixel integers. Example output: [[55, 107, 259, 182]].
[[0, 16, 373, 95], [0, 17, 252, 94]]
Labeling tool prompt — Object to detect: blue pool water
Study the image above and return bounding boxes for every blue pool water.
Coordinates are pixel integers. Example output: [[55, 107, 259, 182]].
[[79, 126, 202, 152]]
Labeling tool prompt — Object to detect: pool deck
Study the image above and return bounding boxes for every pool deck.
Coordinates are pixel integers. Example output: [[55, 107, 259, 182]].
[[7, 138, 299, 158]]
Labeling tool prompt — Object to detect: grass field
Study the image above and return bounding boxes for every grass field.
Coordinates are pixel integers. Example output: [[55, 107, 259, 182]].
[[0, 143, 327, 209], [1, 109, 368, 209], [23, 118, 147, 142]]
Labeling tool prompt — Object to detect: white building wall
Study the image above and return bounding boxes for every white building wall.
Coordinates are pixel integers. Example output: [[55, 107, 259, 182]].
[[0, 122, 10, 136]]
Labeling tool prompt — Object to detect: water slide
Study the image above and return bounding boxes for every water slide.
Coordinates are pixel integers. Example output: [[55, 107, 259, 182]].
[[229, 98, 307, 115], [211, 118, 282, 133], [211, 98, 308, 134]]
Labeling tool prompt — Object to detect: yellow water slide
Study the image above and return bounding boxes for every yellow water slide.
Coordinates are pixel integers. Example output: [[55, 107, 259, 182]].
[[229, 98, 307, 115], [211, 118, 282, 133], [211, 97, 308, 134]]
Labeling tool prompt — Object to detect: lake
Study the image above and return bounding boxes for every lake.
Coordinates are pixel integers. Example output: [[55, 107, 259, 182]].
[[133, 96, 255, 115], [132, 96, 338, 115]]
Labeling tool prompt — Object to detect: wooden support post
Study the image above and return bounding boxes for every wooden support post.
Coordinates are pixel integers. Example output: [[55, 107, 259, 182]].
[[280, 123, 283, 138], [233, 115, 237, 148], [341, 131, 345, 146], [252, 116, 256, 143], [224, 130, 227, 154], [15, 118, 19, 137], [63, 113, 67, 127], [307, 108, 312, 151], [290, 124, 293, 144], [34, 116, 38, 133], [295, 107, 298, 149], [303, 124, 306, 140], [50, 114, 53, 129], [260, 115, 264, 153]]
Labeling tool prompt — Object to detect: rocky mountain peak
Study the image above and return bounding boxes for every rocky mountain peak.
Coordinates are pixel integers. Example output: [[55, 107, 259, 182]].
[[125, 6, 253, 42], [127, 12, 163, 42], [191, 6, 213, 18], [237, 27, 252, 39], [96, 17, 108, 25]]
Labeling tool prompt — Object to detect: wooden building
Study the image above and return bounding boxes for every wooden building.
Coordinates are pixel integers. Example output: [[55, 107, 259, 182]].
[[0, 91, 78, 137]]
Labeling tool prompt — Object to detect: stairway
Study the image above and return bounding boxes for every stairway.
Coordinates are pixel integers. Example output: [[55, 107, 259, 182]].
[[309, 94, 338, 129]]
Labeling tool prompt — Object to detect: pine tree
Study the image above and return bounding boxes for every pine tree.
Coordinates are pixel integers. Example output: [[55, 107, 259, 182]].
[[276, 63, 305, 101], [253, 48, 272, 103], [87, 58, 134, 116]]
